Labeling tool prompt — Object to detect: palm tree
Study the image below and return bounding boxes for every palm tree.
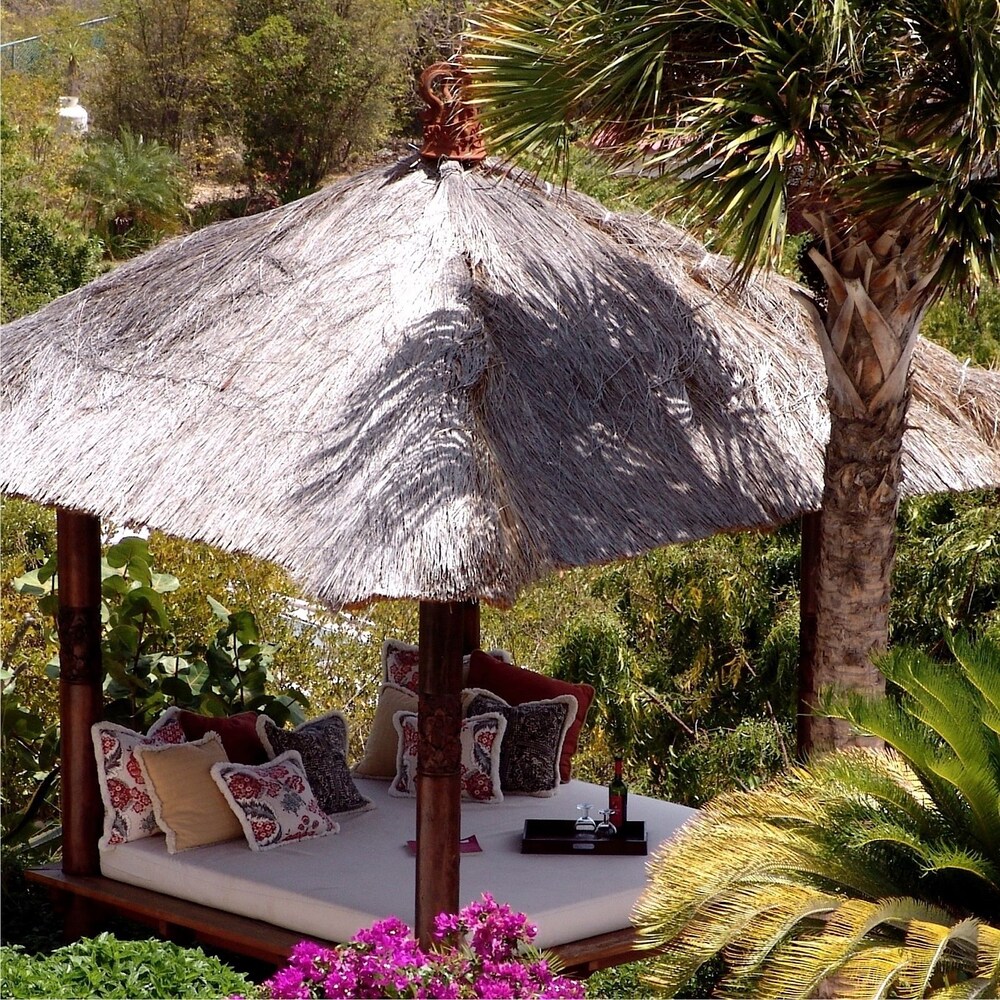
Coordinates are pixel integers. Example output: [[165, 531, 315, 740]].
[[466, 0, 1000, 750], [72, 129, 189, 257], [631, 634, 1000, 998]]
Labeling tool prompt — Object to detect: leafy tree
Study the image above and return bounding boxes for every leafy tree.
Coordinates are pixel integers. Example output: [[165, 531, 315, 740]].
[[549, 531, 799, 799], [230, 0, 414, 200], [0, 204, 104, 322], [89, 0, 232, 154], [71, 128, 189, 256], [893, 490, 1000, 650], [921, 282, 1000, 367], [633, 634, 1000, 998], [468, 0, 1000, 752], [0, 101, 103, 321]]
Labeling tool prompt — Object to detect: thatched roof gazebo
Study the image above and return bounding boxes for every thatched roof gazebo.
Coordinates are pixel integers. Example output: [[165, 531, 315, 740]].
[[3, 66, 999, 955]]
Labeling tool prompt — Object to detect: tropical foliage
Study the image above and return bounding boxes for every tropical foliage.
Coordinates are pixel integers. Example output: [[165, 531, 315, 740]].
[[632, 633, 1000, 998], [549, 530, 799, 800], [0, 112, 103, 323], [90, 0, 232, 154], [1, 530, 309, 867], [71, 129, 190, 255], [230, 0, 414, 200], [0, 933, 257, 999], [467, 0, 1000, 752]]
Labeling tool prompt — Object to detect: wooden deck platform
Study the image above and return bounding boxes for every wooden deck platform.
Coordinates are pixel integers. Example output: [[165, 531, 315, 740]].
[[27, 867, 646, 976]]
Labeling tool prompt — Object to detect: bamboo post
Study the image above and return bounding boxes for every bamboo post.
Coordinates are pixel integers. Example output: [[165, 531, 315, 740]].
[[56, 508, 103, 937], [415, 599, 479, 947]]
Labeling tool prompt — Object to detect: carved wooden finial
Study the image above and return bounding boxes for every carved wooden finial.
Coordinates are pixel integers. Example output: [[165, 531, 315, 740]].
[[419, 62, 486, 164]]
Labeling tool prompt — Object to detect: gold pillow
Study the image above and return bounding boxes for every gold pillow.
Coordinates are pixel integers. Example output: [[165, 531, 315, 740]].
[[135, 733, 243, 853], [353, 684, 417, 779]]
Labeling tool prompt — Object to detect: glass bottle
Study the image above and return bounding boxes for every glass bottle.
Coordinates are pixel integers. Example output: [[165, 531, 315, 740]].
[[608, 756, 628, 832]]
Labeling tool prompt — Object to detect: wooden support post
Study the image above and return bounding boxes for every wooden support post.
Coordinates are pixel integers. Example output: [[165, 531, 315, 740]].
[[56, 509, 103, 883], [797, 510, 821, 761], [415, 599, 479, 948]]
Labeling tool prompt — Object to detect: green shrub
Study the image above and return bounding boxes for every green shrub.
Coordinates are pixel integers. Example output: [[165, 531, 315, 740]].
[[0, 934, 257, 998]]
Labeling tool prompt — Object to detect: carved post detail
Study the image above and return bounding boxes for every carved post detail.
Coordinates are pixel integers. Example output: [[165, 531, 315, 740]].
[[56, 509, 103, 879], [415, 599, 479, 947]]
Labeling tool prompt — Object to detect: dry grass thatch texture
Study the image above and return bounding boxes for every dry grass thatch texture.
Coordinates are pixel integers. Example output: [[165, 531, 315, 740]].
[[3, 157, 998, 608]]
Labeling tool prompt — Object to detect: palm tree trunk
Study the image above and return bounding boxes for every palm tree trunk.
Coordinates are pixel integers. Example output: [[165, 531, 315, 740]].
[[797, 218, 937, 754], [800, 396, 907, 751]]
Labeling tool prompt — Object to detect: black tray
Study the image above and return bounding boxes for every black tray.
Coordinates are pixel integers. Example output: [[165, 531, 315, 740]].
[[521, 819, 647, 855]]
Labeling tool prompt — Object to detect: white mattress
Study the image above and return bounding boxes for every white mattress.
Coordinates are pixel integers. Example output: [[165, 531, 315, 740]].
[[101, 778, 695, 949]]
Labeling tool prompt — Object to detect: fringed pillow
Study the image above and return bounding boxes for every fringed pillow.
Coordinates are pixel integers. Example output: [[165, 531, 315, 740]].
[[381, 639, 514, 694], [466, 651, 595, 782], [134, 733, 243, 853], [92, 707, 187, 849], [389, 710, 506, 803], [353, 684, 417, 779], [257, 710, 372, 819], [212, 751, 337, 852], [463, 691, 577, 797]]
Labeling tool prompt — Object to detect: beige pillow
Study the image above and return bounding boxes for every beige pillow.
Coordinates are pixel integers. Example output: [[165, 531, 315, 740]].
[[353, 683, 417, 779], [135, 733, 243, 853]]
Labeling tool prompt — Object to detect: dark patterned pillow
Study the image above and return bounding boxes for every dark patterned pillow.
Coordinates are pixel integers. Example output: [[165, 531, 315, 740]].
[[463, 691, 577, 797], [257, 710, 372, 819]]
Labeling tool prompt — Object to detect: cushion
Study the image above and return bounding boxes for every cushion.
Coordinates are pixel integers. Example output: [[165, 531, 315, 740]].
[[381, 639, 514, 694], [389, 711, 506, 803], [211, 751, 337, 852], [463, 691, 576, 796], [257, 710, 372, 818], [353, 684, 417, 779], [91, 708, 187, 849], [466, 651, 596, 782], [175, 710, 268, 764], [133, 733, 243, 853]]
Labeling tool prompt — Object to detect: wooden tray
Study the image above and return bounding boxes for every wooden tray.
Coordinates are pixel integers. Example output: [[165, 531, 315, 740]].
[[521, 819, 647, 855]]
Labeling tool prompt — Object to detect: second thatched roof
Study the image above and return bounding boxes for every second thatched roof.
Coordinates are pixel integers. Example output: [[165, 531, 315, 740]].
[[3, 156, 998, 607]]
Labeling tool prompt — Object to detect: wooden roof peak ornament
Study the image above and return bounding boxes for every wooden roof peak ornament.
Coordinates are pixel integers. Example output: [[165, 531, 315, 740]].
[[419, 62, 486, 164]]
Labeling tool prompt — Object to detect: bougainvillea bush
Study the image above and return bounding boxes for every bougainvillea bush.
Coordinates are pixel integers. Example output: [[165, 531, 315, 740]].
[[256, 893, 585, 999]]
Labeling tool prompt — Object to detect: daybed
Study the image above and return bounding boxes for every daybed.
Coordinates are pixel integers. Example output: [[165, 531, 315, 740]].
[[33, 776, 695, 974], [98, 777, 695, 951], [37, 624, 693, 973]]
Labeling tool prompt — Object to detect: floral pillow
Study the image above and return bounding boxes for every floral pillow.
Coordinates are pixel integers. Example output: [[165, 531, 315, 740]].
[[381, 640, 514, 694], [91, 707, 187, 849], [211, 751, 337, 852], [389, 710, 506, 803], [462, 691, 576, 797], [257, 710, 372, 819]]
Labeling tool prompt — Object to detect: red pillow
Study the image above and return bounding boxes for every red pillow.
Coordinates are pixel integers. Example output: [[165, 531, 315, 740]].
[[175, 710, 267, 765], [466, 651, 595, 783]]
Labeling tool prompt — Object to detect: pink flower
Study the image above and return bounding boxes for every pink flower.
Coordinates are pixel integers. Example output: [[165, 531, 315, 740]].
[[261, 896, 582, 999]]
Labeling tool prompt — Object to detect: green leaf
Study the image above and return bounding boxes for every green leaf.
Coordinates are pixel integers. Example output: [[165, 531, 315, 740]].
[[150, 572, 180, 594], [159, 676, 193, 702], [206, 596, 231, 622], [105, 536, 151, 570], [229, 610, 259, 643], [196, 692, 228, 717], [37, 593, 59, 617], [120, 587, 170, 630]]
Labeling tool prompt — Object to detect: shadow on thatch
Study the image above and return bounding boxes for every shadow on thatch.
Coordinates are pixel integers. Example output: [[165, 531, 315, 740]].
[[2, 156, 998, 608]]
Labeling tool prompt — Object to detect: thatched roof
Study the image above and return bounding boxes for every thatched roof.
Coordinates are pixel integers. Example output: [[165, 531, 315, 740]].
[[3, 156, 999, 608]]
